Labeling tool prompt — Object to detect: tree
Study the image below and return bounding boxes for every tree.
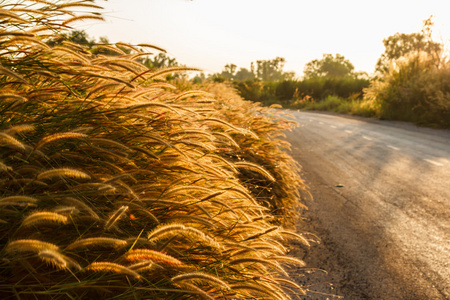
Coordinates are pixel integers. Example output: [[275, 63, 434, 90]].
[[47, 30, 96, 48], [210, 57, 293, 83], [303, 54, 355, 78], [255, 57, 288, 81], [192, 72, 206, 84], [376, 16, 442, 73], [47, 30, 125, 56], [220, 64, 237, 80], [68, 30, 96, 47], [234, 67, 255, 81], [142, 52, 178, 69]]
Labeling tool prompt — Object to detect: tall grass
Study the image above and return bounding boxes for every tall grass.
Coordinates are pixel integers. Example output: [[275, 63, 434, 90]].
[[364, 51, 450, 127], [295, 51, 450, 128], [0, 1, 310, 299], [193, 83, 309, 223]]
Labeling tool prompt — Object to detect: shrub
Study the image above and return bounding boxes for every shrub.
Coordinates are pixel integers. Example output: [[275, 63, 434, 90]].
[[275, 80, 299, 106], [233, 80, 279, 106], [364, 52, 450, 127], [291, 95, 377, 118], [297, 76, 370, 100], [233, 77, 370, 108]]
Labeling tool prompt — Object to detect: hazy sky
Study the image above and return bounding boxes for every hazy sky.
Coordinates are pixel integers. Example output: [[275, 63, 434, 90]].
[[83, 0, 450, 77]]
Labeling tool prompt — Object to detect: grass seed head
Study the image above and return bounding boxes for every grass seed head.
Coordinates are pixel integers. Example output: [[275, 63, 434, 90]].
[[37, 168, 91, 181], [171, 272, 230, 290], [35, 132, 87, 150], [66, 237, 128, 250], [6, 239, 59, 253], [22, 211, 68, 227], [0, 196, 38, 207], [38, 249, 67, 270], [0, 132, 26, 150], [124, 249, 182, 266], [86, 262, 140, 279], [104, 205, 129, 231]]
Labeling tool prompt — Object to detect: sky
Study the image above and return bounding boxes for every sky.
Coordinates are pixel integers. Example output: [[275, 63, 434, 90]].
[[82, 0, 450, 77]]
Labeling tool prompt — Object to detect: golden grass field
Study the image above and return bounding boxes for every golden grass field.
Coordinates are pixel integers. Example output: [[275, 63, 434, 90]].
[[0, 1, 312, 299]]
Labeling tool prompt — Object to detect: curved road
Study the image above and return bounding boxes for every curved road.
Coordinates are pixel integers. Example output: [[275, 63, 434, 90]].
[[285, 111, 450, 299]]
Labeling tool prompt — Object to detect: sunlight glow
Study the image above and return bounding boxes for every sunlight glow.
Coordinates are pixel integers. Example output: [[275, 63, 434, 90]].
[[84, 0, 450, 76]]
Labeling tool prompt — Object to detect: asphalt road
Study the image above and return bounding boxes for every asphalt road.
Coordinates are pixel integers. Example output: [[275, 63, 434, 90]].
[[284, 111, 450, 299]]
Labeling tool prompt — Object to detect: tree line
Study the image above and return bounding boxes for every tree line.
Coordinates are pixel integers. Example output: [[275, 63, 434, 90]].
[[192, 53, 371, 106]]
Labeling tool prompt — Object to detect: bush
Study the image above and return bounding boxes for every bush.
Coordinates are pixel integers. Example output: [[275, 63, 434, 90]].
[[275, 80, 299, 105], [233, 80, 279, 106], [364, 52, 450, 127], [291, 95, 377, 117], [233, 77, 370, 108], [297, 76, 370, 100]]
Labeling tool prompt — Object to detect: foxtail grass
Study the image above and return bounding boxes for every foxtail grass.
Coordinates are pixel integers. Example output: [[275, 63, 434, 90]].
[[6, 239, 59, 253], [0, 1, 311, 299], [37, 168, 91, 181], [124, 249, 182, 266], [171, 272, 230, 290], [22, 211, 68, 227], [66, 237, 128, 250], [86, 262, 140, 279]]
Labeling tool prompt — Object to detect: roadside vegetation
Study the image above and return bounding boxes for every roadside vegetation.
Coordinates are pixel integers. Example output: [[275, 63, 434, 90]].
[[201, 17, 449, 128], [0, 1, 313, 299], [365, 50, 450, 127]]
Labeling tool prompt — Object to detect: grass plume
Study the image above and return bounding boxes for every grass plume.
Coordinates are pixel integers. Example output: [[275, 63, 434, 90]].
[[0, 132, 26, 150], [22, 211, 68, 227], [66, 237, 128, 250], [171, 272, 230, 290], [86, 262, 140, 279], [104, 205, 129, 231], [37, 168, 91, 181], [124, 249, 182, 266], [35, 132, 87, 150], [6, 239, 59, 253], [0, 196, 38, 207]]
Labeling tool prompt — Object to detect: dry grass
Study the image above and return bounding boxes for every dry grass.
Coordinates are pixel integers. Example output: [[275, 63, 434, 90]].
[[191, 82, 309, 224], [0, 1, 311, 299], [364, 51, 450, 127]]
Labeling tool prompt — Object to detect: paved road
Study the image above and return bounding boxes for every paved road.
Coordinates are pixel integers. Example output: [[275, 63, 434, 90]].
[[284, 111, 450, 299]]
